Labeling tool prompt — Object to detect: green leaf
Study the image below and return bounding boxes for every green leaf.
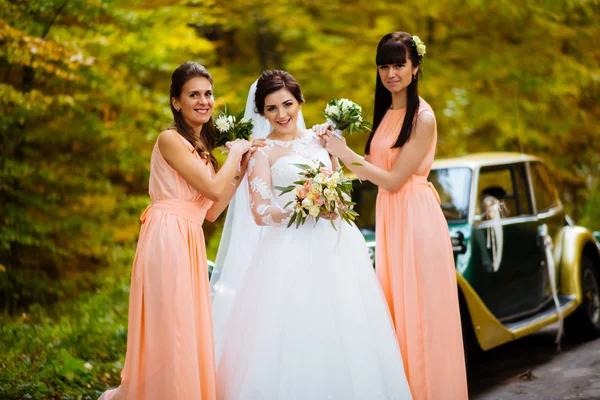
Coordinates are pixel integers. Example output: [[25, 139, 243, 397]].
[[287, 212, 297, 228], [330, 219, 337, 230], [291, 163, 314, 171], [274, 185, 295, 196]]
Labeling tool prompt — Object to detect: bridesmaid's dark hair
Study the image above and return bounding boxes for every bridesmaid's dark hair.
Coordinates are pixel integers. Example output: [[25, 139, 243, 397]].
[[255, 70, 305, 116], [365, 32, 423, 155], [170, 61, 218, 171]]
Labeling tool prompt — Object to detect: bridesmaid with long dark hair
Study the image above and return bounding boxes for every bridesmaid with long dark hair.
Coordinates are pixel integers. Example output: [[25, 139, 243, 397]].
[[100, 62, 261, 400], [323, 32, 468, 399]]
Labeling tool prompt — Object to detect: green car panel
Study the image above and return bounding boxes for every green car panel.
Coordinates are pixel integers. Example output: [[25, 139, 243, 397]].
[[353, 152, 600, 353]]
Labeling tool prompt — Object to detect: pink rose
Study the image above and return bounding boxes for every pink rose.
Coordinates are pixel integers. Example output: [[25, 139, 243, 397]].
[[320, 167, 333, 177], [298, 188, 308, 198]]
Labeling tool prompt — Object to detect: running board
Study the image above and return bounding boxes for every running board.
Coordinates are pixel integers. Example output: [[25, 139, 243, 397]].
[[504, 295, 577, 333]]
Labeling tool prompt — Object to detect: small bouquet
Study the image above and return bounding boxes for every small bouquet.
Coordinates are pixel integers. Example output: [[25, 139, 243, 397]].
[[324, 98, 372, 138], [275, 161, 359, 229], [214, 105, 253, 148]]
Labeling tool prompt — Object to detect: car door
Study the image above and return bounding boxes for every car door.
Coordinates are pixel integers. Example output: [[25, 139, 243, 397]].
[[469, 162, 544, 321]]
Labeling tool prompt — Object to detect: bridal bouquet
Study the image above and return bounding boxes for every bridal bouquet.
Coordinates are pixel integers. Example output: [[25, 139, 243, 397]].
[[324, 98, 372, 138], [275, 161, 359, 229], [214, 105, 253, 148]]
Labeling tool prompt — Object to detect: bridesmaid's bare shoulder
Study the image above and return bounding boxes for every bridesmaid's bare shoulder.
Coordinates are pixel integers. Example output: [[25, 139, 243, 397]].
[[416, 111, 435, 132], [414, 111, 435, 145], [158, 129, 181, 145], [157, 129, 188, 159]]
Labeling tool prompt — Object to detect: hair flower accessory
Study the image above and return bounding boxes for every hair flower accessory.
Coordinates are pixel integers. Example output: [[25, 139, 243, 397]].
[[412, 36, 426, 57]]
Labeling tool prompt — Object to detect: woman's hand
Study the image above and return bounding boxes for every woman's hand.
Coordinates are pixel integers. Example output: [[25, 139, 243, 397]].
[[322, 131, 349, 159], [240, 138, 267, 173], [312, 123, 331, 137], [227, 139, 252, 156], [319, 210, 339, 221]]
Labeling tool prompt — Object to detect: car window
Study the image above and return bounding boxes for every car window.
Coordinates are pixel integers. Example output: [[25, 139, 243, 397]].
[[530, 162, 558, 213], [513, 164, 532, 216], [353, 168, 472, 225], [429, 167, 472, 222], [476, 163, 531, 218]]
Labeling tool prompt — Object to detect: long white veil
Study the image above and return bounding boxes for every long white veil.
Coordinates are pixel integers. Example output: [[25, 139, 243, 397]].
[[210, 79, 306, 363]]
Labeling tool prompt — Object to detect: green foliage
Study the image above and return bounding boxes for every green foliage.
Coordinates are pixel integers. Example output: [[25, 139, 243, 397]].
[[0, 249, 133, 399], [0, 0, 216, 313]]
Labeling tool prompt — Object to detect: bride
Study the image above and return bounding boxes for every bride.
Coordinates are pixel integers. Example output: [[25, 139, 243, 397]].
[[210, 70, 412, 400]]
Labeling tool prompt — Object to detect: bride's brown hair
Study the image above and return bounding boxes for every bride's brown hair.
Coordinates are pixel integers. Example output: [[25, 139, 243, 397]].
[[254, 70, 304, 116]]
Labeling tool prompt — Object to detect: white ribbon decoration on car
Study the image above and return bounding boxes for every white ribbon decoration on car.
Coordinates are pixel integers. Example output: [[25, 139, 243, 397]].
[[482, 197, 504, 272], [538, 223, 564, 346]]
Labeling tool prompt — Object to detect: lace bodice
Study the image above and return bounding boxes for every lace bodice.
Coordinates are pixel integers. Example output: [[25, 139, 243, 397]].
[[248, 131, 332, 226]]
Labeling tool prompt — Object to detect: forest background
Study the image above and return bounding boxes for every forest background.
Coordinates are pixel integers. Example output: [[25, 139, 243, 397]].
[[1, 0, 599, 398]]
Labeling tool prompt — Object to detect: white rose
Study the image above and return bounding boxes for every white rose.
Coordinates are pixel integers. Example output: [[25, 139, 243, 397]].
[[324, 187, 338, 201], [314, 173, 326, 184], [302, 198, 314, 208], [339, 99, 350, 112], [325, 173, 340, 188], [309, 206, 321, 217], [309, 182, 322, 195], [325, 105, 341, 117]]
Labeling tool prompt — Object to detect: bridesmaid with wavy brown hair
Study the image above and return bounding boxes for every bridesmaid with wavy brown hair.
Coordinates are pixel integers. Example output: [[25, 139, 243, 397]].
[[323, 32, 468, 399], [99, 62, 259, 400]]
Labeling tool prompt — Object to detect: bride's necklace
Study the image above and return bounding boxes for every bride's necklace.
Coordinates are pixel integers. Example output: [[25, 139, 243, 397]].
[[269, 130, 300, 142]]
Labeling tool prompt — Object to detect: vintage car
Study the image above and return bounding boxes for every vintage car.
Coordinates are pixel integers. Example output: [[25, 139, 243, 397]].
[[353, 152, 600, 362]]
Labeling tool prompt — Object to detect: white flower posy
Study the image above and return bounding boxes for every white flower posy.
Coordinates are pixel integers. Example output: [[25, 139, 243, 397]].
[[323, 98, 371, 137], [214, 107, 253, 147]]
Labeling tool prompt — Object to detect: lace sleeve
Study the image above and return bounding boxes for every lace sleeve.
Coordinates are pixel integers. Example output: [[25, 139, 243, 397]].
[[248, 148, 292, 226]]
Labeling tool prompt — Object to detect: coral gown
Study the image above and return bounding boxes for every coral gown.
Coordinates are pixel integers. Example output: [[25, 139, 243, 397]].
[[370, 99, 468, 400], [100, 134, 216, 400]]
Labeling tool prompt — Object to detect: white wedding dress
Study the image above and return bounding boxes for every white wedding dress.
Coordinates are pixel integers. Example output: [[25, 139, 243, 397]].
[[214, 129, 412, 400]]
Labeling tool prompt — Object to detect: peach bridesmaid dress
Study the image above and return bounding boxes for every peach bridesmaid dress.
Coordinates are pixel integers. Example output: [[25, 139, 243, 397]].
[[370, 99, 468, 400], [100, 134, 216, 400]]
